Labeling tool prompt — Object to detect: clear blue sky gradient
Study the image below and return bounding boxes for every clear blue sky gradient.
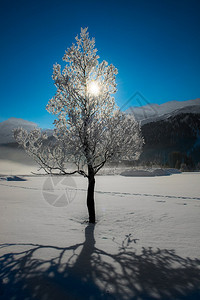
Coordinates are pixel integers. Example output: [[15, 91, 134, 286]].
[[0, 0, 200, 128]]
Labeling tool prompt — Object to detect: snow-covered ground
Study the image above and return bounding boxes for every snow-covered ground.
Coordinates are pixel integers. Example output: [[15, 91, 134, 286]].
[[0, 171, 200, 299]]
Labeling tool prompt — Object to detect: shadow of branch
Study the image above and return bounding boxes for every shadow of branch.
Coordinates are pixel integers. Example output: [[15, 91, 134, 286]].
[[0, 225, 200, 300]]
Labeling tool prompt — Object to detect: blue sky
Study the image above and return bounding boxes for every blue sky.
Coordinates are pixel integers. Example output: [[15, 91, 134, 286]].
[[0, 0, 200, 128]]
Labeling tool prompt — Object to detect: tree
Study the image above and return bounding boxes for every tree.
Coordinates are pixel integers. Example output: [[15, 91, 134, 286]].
[[14, 28, 144, 223], [168, 151, 182, 168]]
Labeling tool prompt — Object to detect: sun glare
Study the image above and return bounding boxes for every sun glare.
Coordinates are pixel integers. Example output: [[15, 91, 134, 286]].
[[88, 81, 100, 96]]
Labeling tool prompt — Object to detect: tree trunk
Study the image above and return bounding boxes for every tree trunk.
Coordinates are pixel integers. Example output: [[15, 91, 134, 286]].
[[87, 165, 96, 223]]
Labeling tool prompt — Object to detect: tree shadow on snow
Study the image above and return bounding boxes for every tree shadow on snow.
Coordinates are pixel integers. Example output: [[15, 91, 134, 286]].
[[0, 225, 200, 300]]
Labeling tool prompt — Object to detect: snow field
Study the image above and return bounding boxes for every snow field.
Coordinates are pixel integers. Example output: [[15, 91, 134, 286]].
[[0, 173, 200, 299]]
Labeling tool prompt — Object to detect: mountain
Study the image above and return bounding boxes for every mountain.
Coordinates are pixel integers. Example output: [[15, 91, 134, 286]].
[[0, 118, 53, 145], [139, 110, 200, 168], [0, 118, 38, 144], [1, 98, 200, 169], [125, 99, 200, 168], [0, 118, 54, 166], [128, 98, 200, 125]]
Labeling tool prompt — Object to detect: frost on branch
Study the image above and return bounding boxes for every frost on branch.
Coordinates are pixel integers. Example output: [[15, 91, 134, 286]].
[[14, 28, 144, 177], [13, 128, 70, 174]]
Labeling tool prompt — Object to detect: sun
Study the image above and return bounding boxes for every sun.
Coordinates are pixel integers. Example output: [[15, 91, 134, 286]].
[[88, 81, 100, 96]]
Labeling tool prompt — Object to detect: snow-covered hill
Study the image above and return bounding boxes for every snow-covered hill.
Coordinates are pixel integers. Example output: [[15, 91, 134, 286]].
[[0, 118, 38, 144], [124, 98, 200, 167], [141, 105, 200, 125], [140, 110, 200, 167], [127, 98, 200, 124], [0, 117, 53, 144], [1, 98, 200, 167], [1, 99, 199, 145]]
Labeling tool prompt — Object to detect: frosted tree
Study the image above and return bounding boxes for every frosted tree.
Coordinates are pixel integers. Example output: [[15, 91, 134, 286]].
[[14, 28, 143, 223]]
